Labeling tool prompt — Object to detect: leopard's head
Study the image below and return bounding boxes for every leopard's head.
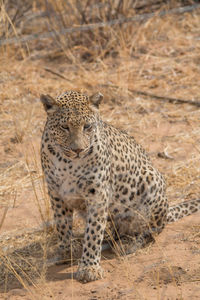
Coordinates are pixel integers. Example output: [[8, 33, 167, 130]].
[[41, 91, 103, 159]]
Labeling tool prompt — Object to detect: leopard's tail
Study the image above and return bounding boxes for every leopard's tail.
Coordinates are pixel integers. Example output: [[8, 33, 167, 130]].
[[166, 199, 200, 224]]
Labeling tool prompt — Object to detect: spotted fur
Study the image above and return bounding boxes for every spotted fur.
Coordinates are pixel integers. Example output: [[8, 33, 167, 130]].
[[40, 91, 200, 283]]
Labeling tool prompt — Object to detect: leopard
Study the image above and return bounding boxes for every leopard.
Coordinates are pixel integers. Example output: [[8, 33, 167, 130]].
[[40, 90, 200, 283]]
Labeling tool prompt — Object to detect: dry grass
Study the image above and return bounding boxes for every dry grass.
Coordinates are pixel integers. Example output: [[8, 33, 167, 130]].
[[0, 1, 200, 299]]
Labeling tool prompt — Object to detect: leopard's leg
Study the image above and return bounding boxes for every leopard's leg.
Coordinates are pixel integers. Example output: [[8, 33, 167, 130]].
[[76, 194, 108, 283], [112, 196, 168, 255], [50, 195, 76, 263]]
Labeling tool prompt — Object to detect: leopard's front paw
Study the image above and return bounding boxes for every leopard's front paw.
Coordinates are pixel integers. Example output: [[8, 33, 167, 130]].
[[76, 265, 104, 283]]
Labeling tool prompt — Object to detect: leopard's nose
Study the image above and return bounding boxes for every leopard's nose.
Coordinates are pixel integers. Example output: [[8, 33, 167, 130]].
[[74, 148, 83, 154]]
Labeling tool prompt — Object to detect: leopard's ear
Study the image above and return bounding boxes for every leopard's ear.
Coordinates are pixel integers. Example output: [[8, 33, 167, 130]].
[[40, 94, 58, 112], [89, 92, 103, 109]]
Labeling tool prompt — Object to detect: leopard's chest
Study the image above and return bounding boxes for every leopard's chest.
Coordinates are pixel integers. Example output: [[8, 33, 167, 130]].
[[43, 151, 78, 186], [42, 147, 97, 203]]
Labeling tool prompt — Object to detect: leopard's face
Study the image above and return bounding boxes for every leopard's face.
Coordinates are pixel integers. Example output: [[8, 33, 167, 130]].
[[41, 91, 103, 159], [46, 108, 97, 159]]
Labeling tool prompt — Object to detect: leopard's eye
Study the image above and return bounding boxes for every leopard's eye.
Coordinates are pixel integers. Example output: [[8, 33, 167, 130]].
[[61, 124, 70, 131], [83, 123, 92, 130]]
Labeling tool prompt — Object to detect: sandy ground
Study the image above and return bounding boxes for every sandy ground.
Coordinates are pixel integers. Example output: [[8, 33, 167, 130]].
[[1, 211, 200, 300]]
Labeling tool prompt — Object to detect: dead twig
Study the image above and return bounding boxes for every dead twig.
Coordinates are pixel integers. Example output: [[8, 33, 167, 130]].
[[0, 207, 9, 231], [1, 3, 200, 46], [44, 67, 71, 82], [101, 84, 200, 108], [131, 90, 200, 108]]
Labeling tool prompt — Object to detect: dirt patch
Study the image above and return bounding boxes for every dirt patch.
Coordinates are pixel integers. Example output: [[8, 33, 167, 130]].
[[0, 207, 200, 299]]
